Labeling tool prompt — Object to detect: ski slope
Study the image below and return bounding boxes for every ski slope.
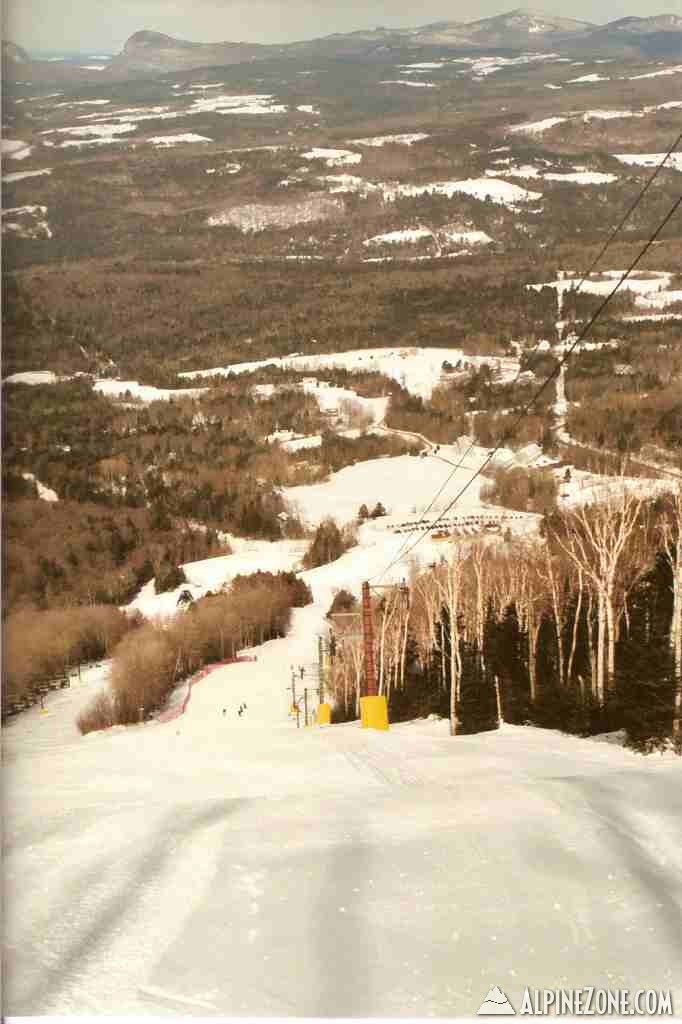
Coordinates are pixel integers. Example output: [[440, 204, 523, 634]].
[[4, 433, 681, 1018], [5, 577, 682, 1016]]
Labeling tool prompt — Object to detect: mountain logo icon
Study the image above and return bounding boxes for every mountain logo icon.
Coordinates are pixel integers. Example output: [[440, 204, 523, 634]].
[[477, 985, 516, 1015]]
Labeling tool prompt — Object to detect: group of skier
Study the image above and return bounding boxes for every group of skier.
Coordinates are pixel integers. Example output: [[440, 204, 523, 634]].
[[222, 703, 248, 717]]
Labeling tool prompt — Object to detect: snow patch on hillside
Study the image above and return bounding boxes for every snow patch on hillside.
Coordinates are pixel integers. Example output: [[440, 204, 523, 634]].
[[301, 148, 361, 167], [2, 204, 52, 239], [3, 168, 52, 183], [381, 177, 542, 208], [1, 139, 33, 160], [348, 132, 429, 147], [509, 116, 567, 134], [21, 472, 58, 502], [208, 195, 343, 232], [93, 380, 207, 402], [148, 134, 212, 146], [614, 153, 682, 173]]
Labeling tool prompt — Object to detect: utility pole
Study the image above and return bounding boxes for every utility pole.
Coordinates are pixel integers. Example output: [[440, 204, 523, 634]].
[[303, 687, 309, 727], [361, 580, 377, 697]]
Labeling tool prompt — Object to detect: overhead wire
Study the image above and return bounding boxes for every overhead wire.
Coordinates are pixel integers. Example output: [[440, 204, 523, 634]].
[[372, 129, 682, 581], [374, 192, 682, 581]]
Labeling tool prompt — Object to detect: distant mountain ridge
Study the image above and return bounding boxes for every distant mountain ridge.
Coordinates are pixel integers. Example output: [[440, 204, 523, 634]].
[[5, 8, 682, 79]]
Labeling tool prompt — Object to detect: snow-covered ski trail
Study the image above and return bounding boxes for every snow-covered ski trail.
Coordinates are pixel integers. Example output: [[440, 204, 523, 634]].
[[4, 547, 682, 1016]]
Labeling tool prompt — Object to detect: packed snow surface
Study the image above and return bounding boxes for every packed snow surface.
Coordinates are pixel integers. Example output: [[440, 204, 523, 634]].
[[5, 561, 681, 1016]]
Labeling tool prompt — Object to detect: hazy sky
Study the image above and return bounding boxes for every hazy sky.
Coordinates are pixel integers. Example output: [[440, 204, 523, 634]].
[[5, 0, 682, 53]]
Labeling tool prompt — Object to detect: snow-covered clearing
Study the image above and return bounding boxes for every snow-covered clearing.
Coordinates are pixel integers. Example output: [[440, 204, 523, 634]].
[[180, 346, 518, 400], [93, 379, 207, 402], [362, 227, 493, 249], [21, 472, 58, 502], [567, 73, 610, 83], [442, 228, 493, 245], [380, 177, 541, 208], [398, 62, 445, 70], [364, 228, 433, 246], [316, 173, 378, 194], [555, 465, 670, 507], [207, 195, 343, 232], [629, 64, 682, 80], [147, 133, 212, 146], [508, 116, 567, 134], [284, 452, 484, 528], [127, 537, 307, 619], [3, 167, 52, 183], [543, 170, 617, 184], [301, 148, 362, 167], [269, 431, 323, 452], [348, 132, 429, 147], [1, 205, 53, 240], [529, 270, 676, 316], [205, 162, 241, 175], [188, 92, 287, 115], [3, 370, 59, 385], [1, 139, 33, 160], [614, 153, 682, 173], [55, 98, 110, 107], [453, 53, 562, 78], [581, 108, 642, 121], [379, 79, 438, 88], [488, 162, 616, 185], [5, 536, 681, 1015]]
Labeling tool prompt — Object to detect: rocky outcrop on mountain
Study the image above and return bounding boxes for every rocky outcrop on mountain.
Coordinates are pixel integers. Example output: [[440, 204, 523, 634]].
[[111, 29, 266, 73]]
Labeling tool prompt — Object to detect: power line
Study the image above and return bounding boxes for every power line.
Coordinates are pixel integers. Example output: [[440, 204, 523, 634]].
[[511, 126, 682, 386], [375, 131, 682, 580], [374, 194, 682, 581]]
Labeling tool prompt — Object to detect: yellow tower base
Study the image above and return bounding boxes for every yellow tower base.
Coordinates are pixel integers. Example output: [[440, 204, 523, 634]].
[[317, 703, 332, 725], [360, 695, 389, 731]]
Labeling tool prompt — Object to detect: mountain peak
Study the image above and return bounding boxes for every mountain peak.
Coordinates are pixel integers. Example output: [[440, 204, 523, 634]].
[[124, 30, 199, 51]]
